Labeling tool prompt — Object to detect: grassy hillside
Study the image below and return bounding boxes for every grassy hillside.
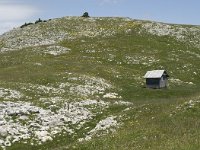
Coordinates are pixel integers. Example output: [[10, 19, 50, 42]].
[[0, 16, 200, 150]]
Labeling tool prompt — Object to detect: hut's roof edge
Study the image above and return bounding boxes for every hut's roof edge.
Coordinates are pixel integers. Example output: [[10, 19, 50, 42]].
[[144, 70, 168, 78]]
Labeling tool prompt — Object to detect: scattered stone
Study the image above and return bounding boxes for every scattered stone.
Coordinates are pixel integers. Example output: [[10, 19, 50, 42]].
[[35, 131, 53, 142], [0, 88, 23, 100], [0, 139, 4, 145], [142, 22, 200, 48], [0, 86, 130, 148], [89, 116, 118, 133], [114, 101, 132, 106], [44, 45, 71, 56], [0, 126, 8, 137], [79, 116, 119, 142], [103, 93, 120, 99]]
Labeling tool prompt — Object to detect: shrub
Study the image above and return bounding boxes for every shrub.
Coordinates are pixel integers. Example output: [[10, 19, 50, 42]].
[[35, 18, 42, 24], [20, 18, 49, 28], [82, 12, 90, 18], [20, 22, 33, 28]]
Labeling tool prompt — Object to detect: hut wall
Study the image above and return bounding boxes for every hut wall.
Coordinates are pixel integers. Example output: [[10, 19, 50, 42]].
[[159, 76, 168, 88], [146, 78, 160, 88]]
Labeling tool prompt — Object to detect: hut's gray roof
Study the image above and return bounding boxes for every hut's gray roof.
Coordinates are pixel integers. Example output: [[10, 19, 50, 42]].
[[144, 70, 167, 78]]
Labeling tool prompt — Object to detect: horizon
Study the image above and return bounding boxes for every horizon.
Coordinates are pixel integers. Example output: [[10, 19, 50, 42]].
[[0, 0, 200, 34]]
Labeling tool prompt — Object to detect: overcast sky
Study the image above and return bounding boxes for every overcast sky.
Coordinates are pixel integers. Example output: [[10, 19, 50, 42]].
[[0, 0, 200, 34]]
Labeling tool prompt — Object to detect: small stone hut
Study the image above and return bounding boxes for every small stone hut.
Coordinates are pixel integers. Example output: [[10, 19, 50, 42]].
[[144, 70, 169, 89]]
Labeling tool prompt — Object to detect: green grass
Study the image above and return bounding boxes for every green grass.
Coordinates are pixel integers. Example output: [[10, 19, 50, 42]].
[[1, 16, 200, 149], [74, 101, 200, 150]]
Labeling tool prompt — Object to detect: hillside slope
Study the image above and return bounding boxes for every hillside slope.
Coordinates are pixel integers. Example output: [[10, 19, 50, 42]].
[[0, 16, 200, 150]]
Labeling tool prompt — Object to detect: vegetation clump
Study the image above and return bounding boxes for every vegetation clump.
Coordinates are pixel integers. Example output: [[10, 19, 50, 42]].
[[20, 22, 33, 28], [82, 12, 90, 18], [35, 18, 44, 24], [20, 18, 47, 28]]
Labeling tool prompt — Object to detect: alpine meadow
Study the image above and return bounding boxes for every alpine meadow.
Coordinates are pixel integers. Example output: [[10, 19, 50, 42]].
[[0, 16, 200, 150]]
